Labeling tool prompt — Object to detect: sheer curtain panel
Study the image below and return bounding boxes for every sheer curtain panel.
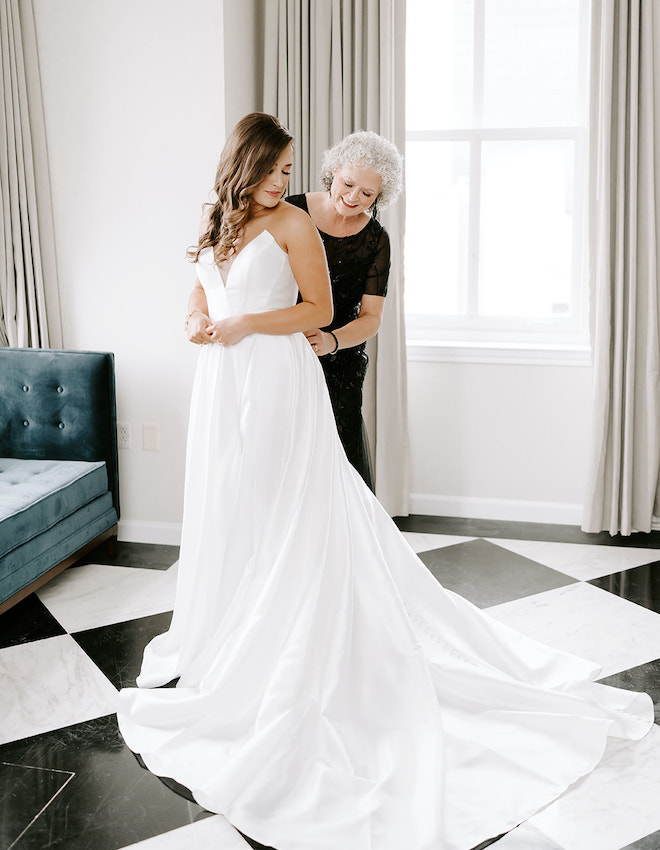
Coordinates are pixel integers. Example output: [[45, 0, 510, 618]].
[[0, 0, 61, 348], [582, 0, 660, 534]]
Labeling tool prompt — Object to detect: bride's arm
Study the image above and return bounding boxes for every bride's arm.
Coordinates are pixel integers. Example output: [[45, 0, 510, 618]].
[[185, 209, 214, 345], [185, 281, 213, 345], [207, 209, 332, 346]]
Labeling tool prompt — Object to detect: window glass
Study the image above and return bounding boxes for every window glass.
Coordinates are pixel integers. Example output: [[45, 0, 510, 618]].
[[483, 0, 582, 127], [405, 140, 470, 315], [406, 0, 474, 131], [479, 140, 575, 318], [405, 0, 588, 345]]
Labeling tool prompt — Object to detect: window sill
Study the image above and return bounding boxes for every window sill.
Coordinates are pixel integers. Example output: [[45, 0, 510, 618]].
[[406, 340, 592, 366]]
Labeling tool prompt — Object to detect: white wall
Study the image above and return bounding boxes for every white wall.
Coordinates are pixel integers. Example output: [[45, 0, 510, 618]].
[[32, 1, 592, 537], [407, 358, 593, 525], [33, 0, 224, 542]]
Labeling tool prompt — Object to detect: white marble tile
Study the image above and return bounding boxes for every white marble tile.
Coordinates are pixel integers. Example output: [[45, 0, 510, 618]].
[[529, 725, 660, 850], [37, 562, 178, 632], [486, 581, 660, 677], [0, 635, 118, 744], [401, 532, 475, 553], [486, 539, 660, 581], [118, 815, 250, 849]]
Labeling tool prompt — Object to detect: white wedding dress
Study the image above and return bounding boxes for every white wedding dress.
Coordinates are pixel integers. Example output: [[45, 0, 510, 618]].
[[117, 230, 653, 850]]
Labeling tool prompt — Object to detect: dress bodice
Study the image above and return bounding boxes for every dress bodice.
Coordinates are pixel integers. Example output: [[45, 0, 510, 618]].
[[195, 230, 298, 321]]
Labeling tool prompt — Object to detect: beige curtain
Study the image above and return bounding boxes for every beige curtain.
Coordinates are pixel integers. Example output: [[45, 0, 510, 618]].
[[582, 0, 660, 535], [224, 0, 409, 515], [0, 0, 61, 348]]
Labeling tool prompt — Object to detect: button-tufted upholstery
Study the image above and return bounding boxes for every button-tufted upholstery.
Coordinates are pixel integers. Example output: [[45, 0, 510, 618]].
[[0, 349, 120, 613]]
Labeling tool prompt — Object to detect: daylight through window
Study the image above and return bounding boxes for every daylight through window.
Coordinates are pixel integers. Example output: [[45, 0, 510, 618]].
[[405, 0, 590, 347]]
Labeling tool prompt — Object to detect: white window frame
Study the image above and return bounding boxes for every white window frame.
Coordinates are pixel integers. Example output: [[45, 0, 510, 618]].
[[404, 0, 591, 365]]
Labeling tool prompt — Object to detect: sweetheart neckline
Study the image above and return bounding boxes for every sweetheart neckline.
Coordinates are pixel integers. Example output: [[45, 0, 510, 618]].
[[207, 229, 285, 288]]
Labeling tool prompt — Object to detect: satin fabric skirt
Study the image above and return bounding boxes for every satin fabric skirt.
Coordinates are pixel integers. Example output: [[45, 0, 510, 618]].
[[118, 331, 652, 850]]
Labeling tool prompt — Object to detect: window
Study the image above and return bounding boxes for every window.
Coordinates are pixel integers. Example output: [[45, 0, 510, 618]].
[[405, 0, 590, 354]]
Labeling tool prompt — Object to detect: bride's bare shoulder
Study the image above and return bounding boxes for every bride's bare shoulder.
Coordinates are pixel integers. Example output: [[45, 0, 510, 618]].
[[268, 203, 321, 256], [272, 201, 316, 237]]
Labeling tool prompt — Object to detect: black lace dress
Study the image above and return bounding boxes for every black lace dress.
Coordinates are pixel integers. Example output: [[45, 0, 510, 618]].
[[287, 194, 391, 490]]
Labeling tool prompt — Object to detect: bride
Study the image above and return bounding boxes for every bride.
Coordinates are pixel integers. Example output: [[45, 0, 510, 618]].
[[117, 112, 652, 850]]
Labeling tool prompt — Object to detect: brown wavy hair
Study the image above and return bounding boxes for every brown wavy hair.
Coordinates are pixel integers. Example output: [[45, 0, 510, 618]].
[[187, 113, 293, 263]]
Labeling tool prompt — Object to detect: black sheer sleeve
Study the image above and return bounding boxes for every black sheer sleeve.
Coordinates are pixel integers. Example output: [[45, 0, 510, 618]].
[[363, 227, 390, 298]]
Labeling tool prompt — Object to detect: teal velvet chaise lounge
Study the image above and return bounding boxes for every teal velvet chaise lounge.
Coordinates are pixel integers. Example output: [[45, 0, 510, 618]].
[[0, 349, 120, 614]]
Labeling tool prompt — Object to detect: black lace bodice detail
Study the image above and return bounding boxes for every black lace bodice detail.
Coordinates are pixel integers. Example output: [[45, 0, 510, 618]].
[[287, 194, 391, 490]]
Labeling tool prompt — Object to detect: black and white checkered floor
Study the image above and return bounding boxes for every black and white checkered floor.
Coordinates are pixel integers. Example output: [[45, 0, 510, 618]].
[[2, 515, 660, 850]]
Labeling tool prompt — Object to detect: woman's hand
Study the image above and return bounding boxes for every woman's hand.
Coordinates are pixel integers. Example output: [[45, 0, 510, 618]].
[[304, 329, 337, 357], [186, 311, 214, 345], [207, 315, 251, 347]]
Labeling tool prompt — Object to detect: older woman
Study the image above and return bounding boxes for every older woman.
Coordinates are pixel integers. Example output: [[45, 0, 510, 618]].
[[287, 130, 403, 489]]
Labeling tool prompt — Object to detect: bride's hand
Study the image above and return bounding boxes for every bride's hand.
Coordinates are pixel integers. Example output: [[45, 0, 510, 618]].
[[186, 311, 214, 345], [208, 315, 251, 346]]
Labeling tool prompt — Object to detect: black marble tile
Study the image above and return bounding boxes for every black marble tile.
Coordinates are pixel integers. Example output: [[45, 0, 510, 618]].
[[418, 539, 576, 608], [471, 834, 508, 849], [76, 541, 179, 571], [73, 611, 173, 690], [0, 760, 73, 849], [0, 714, 210, 850], [621, 830, 660, 849], [0, 594, 65, 649], [599, 658, 660, 724], [589, 560, 660, 615], [239, 832, 278, 850], [395, 514, 660, 549]]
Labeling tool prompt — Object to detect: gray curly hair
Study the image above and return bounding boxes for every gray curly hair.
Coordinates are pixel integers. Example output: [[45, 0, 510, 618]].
[[319, 130, 403, 211]]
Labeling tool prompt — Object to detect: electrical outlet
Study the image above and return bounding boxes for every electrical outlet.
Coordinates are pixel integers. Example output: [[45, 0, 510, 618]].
[[117, 422, 132, 449], [143, 423, 160, 452]]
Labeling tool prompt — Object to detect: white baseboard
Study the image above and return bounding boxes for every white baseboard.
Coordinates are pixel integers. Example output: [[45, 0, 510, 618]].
[[118, 505, 659, 544], [409, 494, 584, 527], [118, 520, 182, 546]]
